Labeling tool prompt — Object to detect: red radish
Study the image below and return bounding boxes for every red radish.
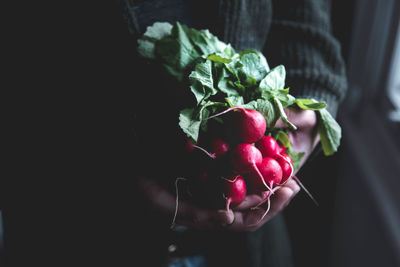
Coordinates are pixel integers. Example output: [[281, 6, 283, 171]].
[[282, 153, 293, 165], [209, 138, 230, 159], [231, 109, 266, 143], [275, 153, 293, 184], [249, 157, 282, 192], [255, 136, 280, 158], [230, 143, 272, 192], [206, 107, 266, 144], [278, 144, 286, 154], [185, 137, 196, 153], [221, 175, 246, 211], [231, 143, 262, 173]]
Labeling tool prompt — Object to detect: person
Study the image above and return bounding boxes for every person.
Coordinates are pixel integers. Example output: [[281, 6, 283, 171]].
[[118, 0, 348, 266]]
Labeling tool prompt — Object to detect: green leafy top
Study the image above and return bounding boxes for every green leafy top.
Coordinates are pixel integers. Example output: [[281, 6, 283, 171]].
[[138, 22, 341, 157]]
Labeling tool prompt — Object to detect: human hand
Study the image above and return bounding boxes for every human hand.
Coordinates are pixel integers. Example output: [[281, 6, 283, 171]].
[[275, 108, 320, 172], [138, 108, 319, 232], [224, 108, 320, 231], [138, 176, 300, 232]]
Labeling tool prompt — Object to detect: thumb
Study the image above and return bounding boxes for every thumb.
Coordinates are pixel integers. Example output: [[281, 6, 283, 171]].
[[274, 117, 288, 129], [274, 108, 317, 129]]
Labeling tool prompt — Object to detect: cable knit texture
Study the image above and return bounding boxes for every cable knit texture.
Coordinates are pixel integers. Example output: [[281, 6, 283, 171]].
[[264, 0, 347, 116]]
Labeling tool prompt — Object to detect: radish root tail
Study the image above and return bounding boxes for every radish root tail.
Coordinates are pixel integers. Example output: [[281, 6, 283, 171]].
[[248, 197, 271, 227], [170, 177, 188, 229], [192, 144, 216, 159], [292, 175, 319, 206], [250, 185, 281, 210], [259, 197, 271, 221]]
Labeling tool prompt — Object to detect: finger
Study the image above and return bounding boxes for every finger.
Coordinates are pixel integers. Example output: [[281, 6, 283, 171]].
[[139, 178, 178, 215], [274, 109, 317, 130], [233, 192, 269, 210], [268, 179, 300, 212], [140, 178, 234, 230], [224, 180, 300, 232], [174, 201, 235, 230]]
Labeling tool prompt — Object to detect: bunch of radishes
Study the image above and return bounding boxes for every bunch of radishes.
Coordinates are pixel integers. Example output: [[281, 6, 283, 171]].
[[178, 107, 295, 221]]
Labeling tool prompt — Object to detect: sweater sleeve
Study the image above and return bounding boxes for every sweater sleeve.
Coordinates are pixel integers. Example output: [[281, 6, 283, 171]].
[[264, 0, 347, 117]]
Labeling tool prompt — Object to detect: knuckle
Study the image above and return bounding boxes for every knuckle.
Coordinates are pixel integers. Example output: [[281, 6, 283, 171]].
[[303, 110, 317, 128]]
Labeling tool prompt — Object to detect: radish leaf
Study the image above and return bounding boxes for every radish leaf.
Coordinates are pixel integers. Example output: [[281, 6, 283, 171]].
[[243, 99, 278, 128], [179, 108, 201, 142], [274, 131, 291, 148], [259, 65, 286, 91], [137, 21, 342, 156], [137, 22, 173, 58], [287, 146, 305, 171], [295, 99, 327, 110], [189, 60, 216, 104], [317, 109, 341, 156], [206, 53, 232, 63], [216, 66, 240, 96]]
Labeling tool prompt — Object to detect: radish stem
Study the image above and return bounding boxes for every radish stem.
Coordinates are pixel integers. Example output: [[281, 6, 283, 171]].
[[192, 144, 216, 159], [221, 175, 240, 183], [250, 185, 281, 210], [204, 106, 245, 121], [273, 97, 297, 131]]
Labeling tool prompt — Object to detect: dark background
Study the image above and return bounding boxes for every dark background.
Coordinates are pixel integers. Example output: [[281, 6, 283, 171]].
[[285, 1, 400, 267]]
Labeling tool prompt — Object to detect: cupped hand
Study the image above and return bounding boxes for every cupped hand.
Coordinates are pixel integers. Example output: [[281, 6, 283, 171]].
[[138, 176, 299, 232], [138, 108, 319, 232]]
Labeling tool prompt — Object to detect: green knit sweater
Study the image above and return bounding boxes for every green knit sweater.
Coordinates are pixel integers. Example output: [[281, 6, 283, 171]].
[[122, 1, 347, 267]]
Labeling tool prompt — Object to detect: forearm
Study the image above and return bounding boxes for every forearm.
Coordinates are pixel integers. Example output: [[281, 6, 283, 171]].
[[264, 0, 347, 117]]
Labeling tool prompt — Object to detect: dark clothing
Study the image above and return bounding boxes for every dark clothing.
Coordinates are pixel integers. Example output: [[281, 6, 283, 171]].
[[118, 0, 347, 267]]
